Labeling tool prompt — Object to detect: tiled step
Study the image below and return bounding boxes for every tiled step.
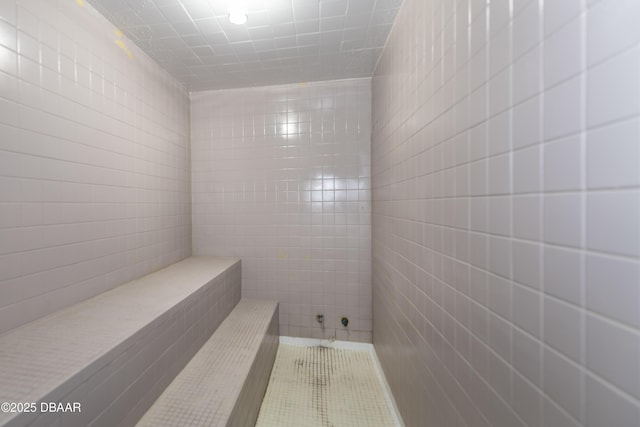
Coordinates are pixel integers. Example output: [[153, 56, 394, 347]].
[[0, 257, 241, 427], [136, 298, 279, 427]]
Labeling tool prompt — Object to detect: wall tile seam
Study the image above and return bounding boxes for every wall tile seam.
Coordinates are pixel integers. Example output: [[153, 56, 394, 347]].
[[368, 220, 634, 254], [0, 99, 189, 148], [0, 37, 189, 99], [373, 277, 497, 426], [0, 249, 191, 298], [0, 172, 190, 191], [1, 54, 187, 108], [372, 246, 638, 410], [0, 228, 189, 258], [0, 92, 164, 123], [372, 4, 636, 427], [375, 256, 593, 426]]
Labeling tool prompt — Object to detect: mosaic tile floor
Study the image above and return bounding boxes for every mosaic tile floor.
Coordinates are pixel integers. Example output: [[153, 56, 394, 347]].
[[256, 344, 400, 427]]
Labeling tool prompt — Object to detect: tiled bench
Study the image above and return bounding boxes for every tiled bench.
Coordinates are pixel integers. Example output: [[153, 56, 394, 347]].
[[136, 298, 279, 427], [0, 257, 241, 427]]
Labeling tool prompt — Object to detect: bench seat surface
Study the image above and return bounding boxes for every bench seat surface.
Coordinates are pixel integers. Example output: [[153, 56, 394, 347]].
[[0, 256, 239, 426]]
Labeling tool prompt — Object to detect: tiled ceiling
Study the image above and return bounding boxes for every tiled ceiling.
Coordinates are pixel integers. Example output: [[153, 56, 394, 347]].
[[86, 0, 403, 91]]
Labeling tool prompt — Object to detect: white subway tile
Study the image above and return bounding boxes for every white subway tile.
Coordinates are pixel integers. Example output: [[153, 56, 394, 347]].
[[469, 232, 488, 269], [0, 44, 17, 76], [543, 396, 582, 427], [587, 47, 640, 128], [513, 45, 541, 104], [513, 94, 541, 149], [544, 135, 583, 192], [513, 0, 540, 59], [512, 240, 541, 290], [543, 347, 585, 422], [469, 84, 488, 126], [544, 297, 583, 362], [513, 327, 542, 385], [490, 26, 510, 77], [513, 145, 541, 193], [543, 194, 582, 248], [0, 19, 16, 52], [544, 0, 582, 37], [586, 254, 640, 328], [544, 75, 582, 141], [488, 110, 510, 156], [544, 17, 583, 89], [489, 273, 512, 320], [586, 374, 640, 427], [513, 194, 541, 241], [512, 284, 541, 336], [489, 349, 512, 401], [543, 246, 583, 305], [0, 0, 16, 25], [490, 68, 511, 115], [488, 152, 510, 195], [587, 118, 640, 189], [469, 48, 487, 92], [586, 314, 640, 399], [469, 122, 488, 161], [512, 370, 542, 427], [587, 191, 640, 257], [470, 9, 487, 57], [587, 0, 640, 66], [488, 195, 511, 236]]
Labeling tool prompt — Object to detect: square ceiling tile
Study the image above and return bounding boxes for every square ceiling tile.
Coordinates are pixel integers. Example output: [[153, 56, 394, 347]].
[[86, 0, 404, 91]]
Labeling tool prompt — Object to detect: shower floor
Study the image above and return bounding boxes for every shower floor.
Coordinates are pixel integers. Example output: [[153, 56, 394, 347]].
[[255, 341, 401, 427]]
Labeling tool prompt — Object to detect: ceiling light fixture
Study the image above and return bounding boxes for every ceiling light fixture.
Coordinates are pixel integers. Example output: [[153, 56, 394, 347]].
[[228, 4, 248, 25]]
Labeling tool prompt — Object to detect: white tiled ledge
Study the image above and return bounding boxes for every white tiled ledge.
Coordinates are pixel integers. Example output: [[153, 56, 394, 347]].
[[0, 256, 241, 427], [137, 298, 279, 427]]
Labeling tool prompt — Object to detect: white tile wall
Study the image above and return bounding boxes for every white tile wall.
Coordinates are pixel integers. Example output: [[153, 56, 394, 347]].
[[191, 78, 372, 342], [372, 0, 640, 426], [0, 0, 191, 334]]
